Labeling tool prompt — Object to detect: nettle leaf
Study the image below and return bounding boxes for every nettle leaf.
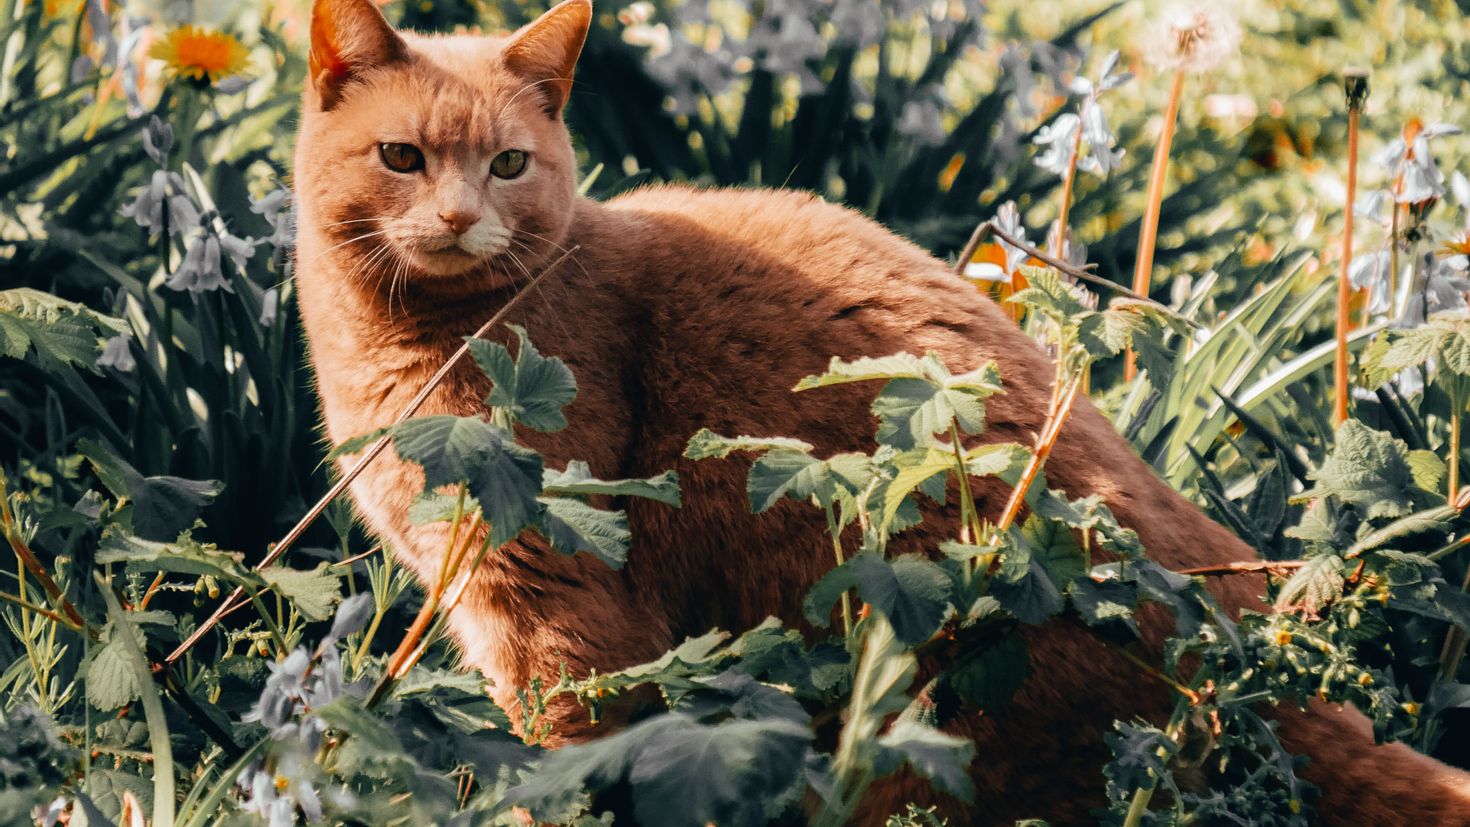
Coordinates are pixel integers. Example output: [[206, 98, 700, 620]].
[[1273, 554, 1345, 614], [328, 426, 392, 460], [804, 553, 952, 646], [1069, 578, 1140, 636], [990, 558, 1064, 624], [542, 460, 682, 507], [261, 562, 343, 621], [1104, 721, 1178, 796], [537, 496, 630, 568], [874, 721, 976, 801], [408, 490, 476, 525], [507, 714, 810, 827], [747, 450, 870, 512], [1301, 420, 1416, 519], [1009, 268, 1091, 321], [391, 415, 544, 547], [869, 448, 954, 533], [675, 671, 810, 725], [1408, 450, 1447, 493], [1361, 325, 1446, 387], [941, 635, 1028, 713], [79, 439, 222, 541], [1020, 514, 1086, 588], [795, 352, 1004, 449], [468, 325, 577, 432], [87, 639, 141, 711], [683, 429, 814, 460], [96, 534, 250, 582], [0, 287, 125, 369]]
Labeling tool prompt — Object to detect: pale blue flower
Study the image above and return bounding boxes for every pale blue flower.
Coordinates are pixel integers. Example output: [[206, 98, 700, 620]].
[[166, 235, 232, 294], [1372, 123, 1461, 204]]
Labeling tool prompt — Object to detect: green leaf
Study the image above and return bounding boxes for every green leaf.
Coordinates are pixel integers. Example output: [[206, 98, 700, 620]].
[[1300, 421, 1417, 520], [1361, 326, 1446, 386], [0, 288, 125, 370], [542, 460, 682, 507], [1068, 578, 1140, 636], [1273, 554, 1345, 614], [747, 450, 870, 512], [537, 496, 630, 568], [408, 490, 475, 525], [1104, 722, 1178, 794], [1020, 514, 1086, 589], [1408, 450, 1447, 493], [870, 448, 956, 533], [806, 553, 952, 645], [79, 439, 222, 541], [86, 639, 140, 711], [95, 534, 250, 582], [941, 635, 1028, 714], [468, 325, 578, 432], [260, 563, 342, 622], [328, 426, 392, 460], [1009, 269, 1090, 321], [683, 429, 814, 460], [391, 415, 544, 547], [990, 558, 1064, 624], [626, 716, 810, 827], [793, 353, 932, 390], [874, 721, 976, 801]]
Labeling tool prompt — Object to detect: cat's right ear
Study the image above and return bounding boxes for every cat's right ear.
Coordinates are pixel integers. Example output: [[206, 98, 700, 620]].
[[309, 0, 407, 110]]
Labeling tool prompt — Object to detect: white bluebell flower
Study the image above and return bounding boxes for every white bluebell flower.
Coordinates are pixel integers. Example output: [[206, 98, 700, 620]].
[[166, 234, 232, 294], [120, 169, 198, 238], [1355, 189, 1391, 225], [259, 287, 280, 328], [1373, 123, 1461, 204], [1349, 249, 1393, 315], [1033, 114, 1080, 176], [97, 333, 135, 372], [142, 116, 173, 166]]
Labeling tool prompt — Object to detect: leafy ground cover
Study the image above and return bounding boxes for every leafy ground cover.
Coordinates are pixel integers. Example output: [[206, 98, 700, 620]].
[[3, 0, 1470, 825]]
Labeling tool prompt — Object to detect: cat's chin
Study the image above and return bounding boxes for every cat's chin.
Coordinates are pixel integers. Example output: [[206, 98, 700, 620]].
[[405, 246, 485, 278]]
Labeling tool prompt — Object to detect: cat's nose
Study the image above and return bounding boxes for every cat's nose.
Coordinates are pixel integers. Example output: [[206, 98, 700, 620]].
[[438, 208, 480, 235]]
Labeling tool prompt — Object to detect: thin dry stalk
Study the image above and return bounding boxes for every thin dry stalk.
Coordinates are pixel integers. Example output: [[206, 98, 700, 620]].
[[1335, 71, 1369, 425], [995, 376, 1084, 534], [165, 246, 581, 666], [1126, 68, 1187, 381], [0, 471, 86, 630]]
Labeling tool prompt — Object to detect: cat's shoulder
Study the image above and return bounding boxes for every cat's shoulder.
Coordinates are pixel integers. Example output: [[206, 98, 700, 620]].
[[604, 183, 868, 232]]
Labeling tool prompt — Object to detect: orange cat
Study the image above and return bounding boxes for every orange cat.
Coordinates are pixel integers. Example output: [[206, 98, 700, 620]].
[[293, 0, 1470, 822]]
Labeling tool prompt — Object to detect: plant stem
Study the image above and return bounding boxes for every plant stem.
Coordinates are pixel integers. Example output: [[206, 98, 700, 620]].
[[948, 420, 983, 542], [1126, 67, 1187, 381], [822, 501, 853, 638], [996, 377, 1084, 533], [1120, 702, 1189, 827], [1053, 123, 1085, 260], [1335, 101, 1362, 425], [0, 469, 86, 630], [1451, 376, 1462, 504], [96, 573, 175, 827]]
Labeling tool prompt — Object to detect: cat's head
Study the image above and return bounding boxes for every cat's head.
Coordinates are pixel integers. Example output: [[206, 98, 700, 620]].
[[295, 0, 590, 282]]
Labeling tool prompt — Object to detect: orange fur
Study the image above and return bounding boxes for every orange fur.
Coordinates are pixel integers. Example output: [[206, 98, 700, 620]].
[[292, 1, 1470, 822]]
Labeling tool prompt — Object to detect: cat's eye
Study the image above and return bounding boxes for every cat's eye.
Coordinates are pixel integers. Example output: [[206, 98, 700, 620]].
[[490, 149, 528, 180], [379, 142, 425, 174]]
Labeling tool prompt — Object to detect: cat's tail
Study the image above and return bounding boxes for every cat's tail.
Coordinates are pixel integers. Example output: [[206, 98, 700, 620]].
[[1278, 702, 1470, 825]]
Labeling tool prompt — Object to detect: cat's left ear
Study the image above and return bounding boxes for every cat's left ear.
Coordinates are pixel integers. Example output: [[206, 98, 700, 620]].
[[501, 0, 593, 117]]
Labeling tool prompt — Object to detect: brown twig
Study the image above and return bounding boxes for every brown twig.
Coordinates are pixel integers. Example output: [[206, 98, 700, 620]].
[[1177, 560, 1307, 577], [1335, 69, 1370, 426], [163, 246, 581, 666], [954, 220, 1194, 327], [995, 377, 1084, 533], [0, 471, 87, 630], [1126, 67, 1187, 381]]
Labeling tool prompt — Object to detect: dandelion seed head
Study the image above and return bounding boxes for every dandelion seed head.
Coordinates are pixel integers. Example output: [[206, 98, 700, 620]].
[[1146, 3, 1242, 75]]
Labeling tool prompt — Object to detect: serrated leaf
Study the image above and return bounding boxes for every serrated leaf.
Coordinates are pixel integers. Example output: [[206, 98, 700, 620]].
[[408, 490, 476, 525], [1104, 722, 1178, 794], [1273, 554, 1345, 614], [1361, 326, 1445, 386], [805, 553, 952, 645], [1020, 514, 1086, 588], [1301, 421, 1416, 520], [541, 460, 682, 507], [95, 534, 249, 581], [990, 558, 1064, 624], [747, 451, 869, 512], [391, 415, 544, 547], [874, 721, 976, 801], [870, 448, 955, 533], [261, 563, 342, 621], [1069, 578, 1140, 636], [467, 325, 577, 432], [683, 429, 814, 460], [941, 635, 1028, 714], [1408, 450, 1447, 493], [79, 439, 221, 541], [537, 496, 629, 568], [87, 640, 140, 711], [793, 353, 932, 390]]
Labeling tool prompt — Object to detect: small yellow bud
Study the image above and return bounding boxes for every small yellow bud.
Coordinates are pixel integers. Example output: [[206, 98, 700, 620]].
[[1402, 702, 1420, 715], [1358, 673, 1373, 686], [1274, 630, 1293, 646]]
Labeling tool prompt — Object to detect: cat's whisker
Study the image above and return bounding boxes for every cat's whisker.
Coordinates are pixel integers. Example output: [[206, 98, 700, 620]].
[[497, 77, 566, 121], [310, 229, 392, 265]]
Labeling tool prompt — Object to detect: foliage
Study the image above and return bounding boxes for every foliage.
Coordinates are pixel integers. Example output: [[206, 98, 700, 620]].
[[4, 0, 1470, 826]]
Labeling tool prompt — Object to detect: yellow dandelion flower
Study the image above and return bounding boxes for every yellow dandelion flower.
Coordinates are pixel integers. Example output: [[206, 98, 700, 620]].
[[150, 25, 249, 85], [1274, 629, 1293, 646]]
